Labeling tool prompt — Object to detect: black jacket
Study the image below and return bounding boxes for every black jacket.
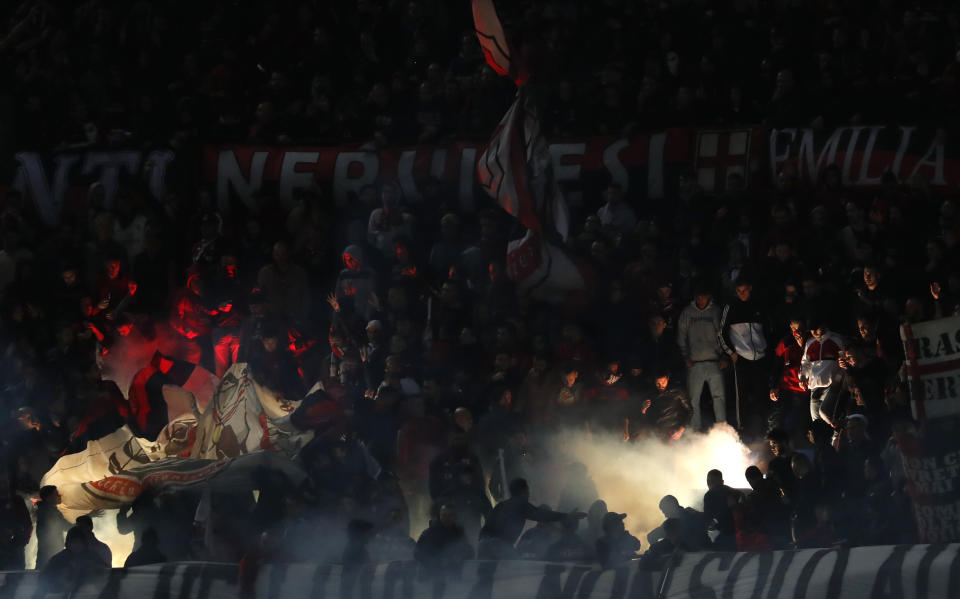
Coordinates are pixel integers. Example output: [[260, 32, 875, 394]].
[[480, 497, 567, 546]]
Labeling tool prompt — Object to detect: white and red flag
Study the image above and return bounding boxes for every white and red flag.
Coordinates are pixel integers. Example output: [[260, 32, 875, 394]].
[[472, 0, 586, 301]]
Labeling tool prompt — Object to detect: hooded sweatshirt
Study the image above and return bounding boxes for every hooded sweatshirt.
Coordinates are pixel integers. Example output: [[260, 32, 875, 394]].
[[800, 332, 846, 390], [677, 299, 723, 363]]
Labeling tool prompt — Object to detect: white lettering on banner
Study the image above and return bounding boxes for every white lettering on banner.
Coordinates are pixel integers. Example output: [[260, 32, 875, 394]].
[[333, 152, 379, 205], [797, 126, 845, 183], [397, 150, 421, 202], [82, 151, 142, 209], [898, 427, 960, 544], [12, 153, 79, 225], [1, 546, 957, 599], [603, 138, 630, 192], [549, 143, 586, 187], [216, 149, 267, 212], [665, 545, 959, 599], [841, 127, 867, 185], [910, 134, 947, 185], [13, 150, 171, 225], [900, 316, 960, 419], [146, 151, 176, 202], [892, 126, 916, 175], [770, 125, 953, 188], [278, 151, 320, 209], [768, 128, 795, 176], [857, 125, 886, 185]]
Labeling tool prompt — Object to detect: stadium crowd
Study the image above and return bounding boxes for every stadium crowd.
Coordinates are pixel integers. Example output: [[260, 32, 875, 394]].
[[2, 0, 959, 151], [0, 0, 958, 591]]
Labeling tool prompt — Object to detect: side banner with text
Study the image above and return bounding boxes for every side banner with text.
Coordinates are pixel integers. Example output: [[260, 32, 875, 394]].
[[899, 315, 960, 543], [901, 315, 960, 420]]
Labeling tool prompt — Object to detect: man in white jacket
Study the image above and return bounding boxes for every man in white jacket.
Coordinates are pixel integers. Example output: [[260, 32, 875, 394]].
[[677, 286, 727, 430], [799, 319, 846, 427]]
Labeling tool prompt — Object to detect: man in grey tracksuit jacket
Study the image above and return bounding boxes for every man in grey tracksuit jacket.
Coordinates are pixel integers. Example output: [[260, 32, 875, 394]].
[[677, 292, 726, 430]]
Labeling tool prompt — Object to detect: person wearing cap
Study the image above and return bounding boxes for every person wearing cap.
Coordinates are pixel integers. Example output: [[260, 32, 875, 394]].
[[595, 511, 641, 569], [799, 318, 846, 428]]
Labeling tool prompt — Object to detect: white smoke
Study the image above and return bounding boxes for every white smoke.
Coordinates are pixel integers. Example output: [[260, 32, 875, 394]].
[[99, 322, 193, 398], [92, 510, 135, 567], [546, 424, 756, 543], [98, 328, 160, 398]]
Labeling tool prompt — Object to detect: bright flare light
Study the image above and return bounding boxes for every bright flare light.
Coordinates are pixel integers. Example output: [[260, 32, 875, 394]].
[[547, 423, 755, 543]]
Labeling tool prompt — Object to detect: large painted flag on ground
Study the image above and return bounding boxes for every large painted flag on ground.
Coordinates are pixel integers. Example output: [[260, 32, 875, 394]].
[[42, 362, 312, 519]]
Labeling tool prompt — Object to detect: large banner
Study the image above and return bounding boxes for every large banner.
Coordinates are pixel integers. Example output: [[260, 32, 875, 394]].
[[202, 131, 692, 215], [42, 363, 309, 519], [6, 125, 957, 225], [898, 316, 960, 543], [2, 546, 957, 599], [662, 545, 959, 599]]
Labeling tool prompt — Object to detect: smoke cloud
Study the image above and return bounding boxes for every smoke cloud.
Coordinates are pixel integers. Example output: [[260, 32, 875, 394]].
[[92, 510, 135, 567], [99, 322, 195, 398], [545, 424, 755, 542]]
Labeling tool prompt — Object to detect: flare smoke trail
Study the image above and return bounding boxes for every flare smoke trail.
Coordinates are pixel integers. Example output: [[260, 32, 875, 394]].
[[547, 424, 754, 541], [92, 510, 135, 567]]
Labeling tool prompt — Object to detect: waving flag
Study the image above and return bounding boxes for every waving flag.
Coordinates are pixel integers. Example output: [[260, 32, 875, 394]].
[[472, 0, 584, 300], [471, 0, 520, 84]]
